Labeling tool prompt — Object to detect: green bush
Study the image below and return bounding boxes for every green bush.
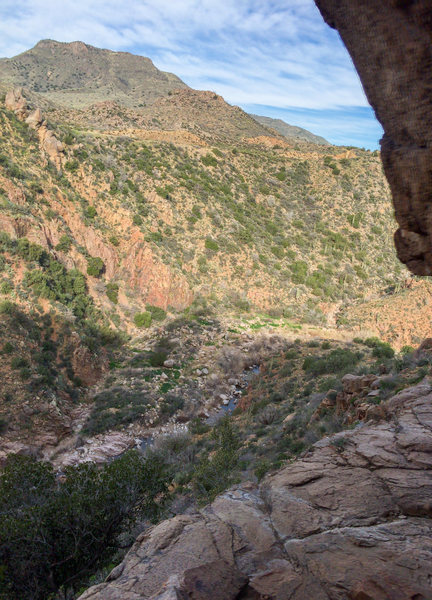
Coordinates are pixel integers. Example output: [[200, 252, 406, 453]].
[[303, 348, 361, 376], [133, 214, 143, 226], [2, 342, 14, 354], [192, 418, 239, 504], [205, 238, 219, 252], [149, 350, 167, 367], [290, 260, 308, 284], [55, 235, 72, 253], [160, 393, 184, 416], [134, 311, 152, 328], [271, 246, 284, 259], [86, 257, 104, 278], [201, 154, 218, 167], [0, 280, 13, 294], [0, 452, 171, 600], [146, 304, 167, 322], [11, 356, 29, 369], [84, 205, 97, 219], [363, 337, 395, 359], [106, 283, 119, 304], [64, 159, 79, 172]]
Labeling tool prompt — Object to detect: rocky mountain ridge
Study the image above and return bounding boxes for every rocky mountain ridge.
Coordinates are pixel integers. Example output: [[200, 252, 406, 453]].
[[250, 113, 330, 146], [0, 40, 188, 108]]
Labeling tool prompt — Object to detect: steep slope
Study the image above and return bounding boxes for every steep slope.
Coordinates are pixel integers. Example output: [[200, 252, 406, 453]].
[[250, 113, 330, 146], [0, 40, 188, 108], [0, 88, 405, 330], [79, 380, 432, 600]]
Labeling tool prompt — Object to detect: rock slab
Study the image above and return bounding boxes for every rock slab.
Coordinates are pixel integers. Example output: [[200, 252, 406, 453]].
[[79, 383, 432, 599]]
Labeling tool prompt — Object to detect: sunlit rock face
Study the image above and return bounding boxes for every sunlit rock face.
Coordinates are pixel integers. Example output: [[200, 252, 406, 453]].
[[315, 0, 432, 276], [79, 383, 432, 599]]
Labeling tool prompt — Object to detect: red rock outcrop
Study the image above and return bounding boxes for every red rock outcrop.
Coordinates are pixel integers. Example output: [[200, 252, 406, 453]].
[[314, 0, 432, 276], [5, 87, 64, 169], [79, 381, 432, 599]]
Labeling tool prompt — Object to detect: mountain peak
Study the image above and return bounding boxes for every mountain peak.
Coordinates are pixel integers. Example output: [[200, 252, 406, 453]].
[[0, 39, 187, 109]]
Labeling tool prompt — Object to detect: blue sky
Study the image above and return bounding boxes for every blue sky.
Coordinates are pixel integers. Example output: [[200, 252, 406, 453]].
[[0, 0, 383, 148]]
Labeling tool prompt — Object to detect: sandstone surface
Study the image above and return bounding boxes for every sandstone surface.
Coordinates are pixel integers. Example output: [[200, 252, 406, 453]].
[[79, 382, 432, 599]]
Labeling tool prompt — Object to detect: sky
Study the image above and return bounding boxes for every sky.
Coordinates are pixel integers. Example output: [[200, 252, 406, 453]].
[[0, 0, 383, 149]]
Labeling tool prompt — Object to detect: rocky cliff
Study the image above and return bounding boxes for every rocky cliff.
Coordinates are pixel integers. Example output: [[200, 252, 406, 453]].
[[314, 0, 432, 276], [79, 381, 432, 599]]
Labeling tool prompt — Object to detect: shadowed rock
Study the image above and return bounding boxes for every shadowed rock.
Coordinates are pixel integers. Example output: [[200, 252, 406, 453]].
[[314, 0, 432, 275]]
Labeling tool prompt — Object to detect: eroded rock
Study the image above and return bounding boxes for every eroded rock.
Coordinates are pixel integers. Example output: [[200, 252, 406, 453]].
[[314, 0, 432, 276], [4, 87, 64, 170], [79, 383, 432, 599]]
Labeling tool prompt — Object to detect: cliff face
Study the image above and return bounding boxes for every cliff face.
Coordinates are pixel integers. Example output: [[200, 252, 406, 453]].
[[314, 0, 432, 276], [79, 382, 432, 599]]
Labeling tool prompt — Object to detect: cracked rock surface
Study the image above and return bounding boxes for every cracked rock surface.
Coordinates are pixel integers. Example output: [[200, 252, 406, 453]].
[[79, 382, 432, 599], [314, 0, 432, 276]]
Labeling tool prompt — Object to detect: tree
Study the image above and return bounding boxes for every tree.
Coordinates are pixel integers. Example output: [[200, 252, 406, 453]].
[[0, 451, 171, 600]]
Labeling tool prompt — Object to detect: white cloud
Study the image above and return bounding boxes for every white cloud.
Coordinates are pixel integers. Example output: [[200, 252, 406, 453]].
[[0, 0, 377, 143]]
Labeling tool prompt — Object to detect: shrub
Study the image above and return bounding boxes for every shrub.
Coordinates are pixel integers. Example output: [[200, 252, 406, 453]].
[[86, 257, 104, 278], [64, 159, 79, 172], [160, 393, 184, 416], [146, 304, 167, 322], [0, 280, 13, 294], [11, 357, 29, 370], [290, 260, 308, 284], [2, 342, 14, 354], [205, 238, 219, 252], [363, 337, 395, 359], [55, 235, 72, 253], [134, 311, 152, 328], [133, 214, 143, 226], [271, 245, 284, 259], [0, 452, 171, 600], [303, 348, 361, 376], [84, 205, 97, 219], [0, 300, 16, 315], [149, 350, 167, 367], [201, 154, 218, 167], [106, 282, 119, 304], [192, 418, 239, 504]]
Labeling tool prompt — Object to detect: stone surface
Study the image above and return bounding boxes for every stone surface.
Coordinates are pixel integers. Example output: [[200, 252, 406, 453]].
[[314, 0, 432, 275], [5, 87, 64, 169], [79, 383, 432, 599]]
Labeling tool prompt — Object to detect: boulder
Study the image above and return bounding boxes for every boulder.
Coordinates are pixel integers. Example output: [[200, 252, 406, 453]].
[[3, 88, 64, 170], [79, 382, 432, 599]]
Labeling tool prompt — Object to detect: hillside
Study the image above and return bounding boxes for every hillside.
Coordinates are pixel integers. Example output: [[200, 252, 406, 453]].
[[0, 40, 188, 108], [0, 75, 419, 465], [1, 38, 432, 600], [0, 87, 406, 330], [250, 113, 330, 145]]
